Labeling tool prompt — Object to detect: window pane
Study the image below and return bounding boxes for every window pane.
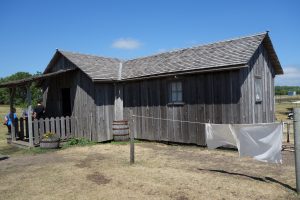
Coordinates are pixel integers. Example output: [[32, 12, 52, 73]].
[[169, 81, 183, 103], [255, 78, 262, 102], [177, 91, 182, 101], [177, 82, 182, 91], [172, 82, 177, 92], [172, 92, 177, 102]]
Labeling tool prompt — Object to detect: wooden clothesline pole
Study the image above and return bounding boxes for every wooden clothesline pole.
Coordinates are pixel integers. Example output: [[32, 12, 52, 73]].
[[294, 108, 300, 193]]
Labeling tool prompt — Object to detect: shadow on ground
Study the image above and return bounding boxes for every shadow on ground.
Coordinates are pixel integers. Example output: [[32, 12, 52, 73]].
[[197, 168, 296, 192], [0, 145, 25, 155]]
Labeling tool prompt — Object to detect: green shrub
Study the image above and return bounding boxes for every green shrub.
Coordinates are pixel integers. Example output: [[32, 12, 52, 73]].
[[63, 137, 96, 148]]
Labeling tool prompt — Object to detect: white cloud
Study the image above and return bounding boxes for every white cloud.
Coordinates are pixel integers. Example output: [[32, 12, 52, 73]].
[[112, 38, 142, 50], [275, 66, 300, 86]]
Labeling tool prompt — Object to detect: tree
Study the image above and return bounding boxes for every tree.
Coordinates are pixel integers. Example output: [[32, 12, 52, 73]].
[[0, 72, 43, 107], [275, 86, 300, 95]]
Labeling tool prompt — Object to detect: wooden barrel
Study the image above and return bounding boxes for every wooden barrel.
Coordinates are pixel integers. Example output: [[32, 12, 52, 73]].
[[112, 120, 129, 141]]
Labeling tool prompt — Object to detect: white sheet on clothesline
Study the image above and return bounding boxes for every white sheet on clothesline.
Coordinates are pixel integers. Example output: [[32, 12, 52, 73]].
[[205, 123, 283, 164]]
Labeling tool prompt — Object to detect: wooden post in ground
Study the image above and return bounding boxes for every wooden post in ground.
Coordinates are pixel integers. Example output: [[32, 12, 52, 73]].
[[287, 122, 290, 143], [9, 88, 16, 142], [294, 108, 300, 193], [130, 110, 134, 164], [26, 84, 34, 147]]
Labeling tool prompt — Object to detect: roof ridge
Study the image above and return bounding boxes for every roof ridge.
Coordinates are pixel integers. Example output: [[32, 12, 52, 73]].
[[124, 31, 268, 63], [57, 49, 122, 61], [57, 32, 267, 64]]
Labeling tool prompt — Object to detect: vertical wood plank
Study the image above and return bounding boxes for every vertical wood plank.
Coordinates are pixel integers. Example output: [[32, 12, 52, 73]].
[[33, 119, 39, 144], [50, 117, 55, 133], [39, 118, 45, 139], [45, 118, 50, 133], [61, 116, 65, 140], [71, 117, 75, 138], [66, 116, 70, 138], [26, 85, 34, 147], [55, 117, 61, 138]]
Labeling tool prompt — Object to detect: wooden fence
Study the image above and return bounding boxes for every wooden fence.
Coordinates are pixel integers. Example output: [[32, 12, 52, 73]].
[[13, 116, 74, 145]]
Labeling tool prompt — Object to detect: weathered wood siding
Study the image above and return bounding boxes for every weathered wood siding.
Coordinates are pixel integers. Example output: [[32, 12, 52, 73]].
[[43, 56, 114, 142], [239, 44, 275, 123], [123, 70, 242, 146], [123, 44, 276, 145], [42, 57, 77, 117], [43, 43, 276, 144]]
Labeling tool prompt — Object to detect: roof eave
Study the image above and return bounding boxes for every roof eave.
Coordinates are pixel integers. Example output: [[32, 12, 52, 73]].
[[120, 64, 247, 82], [43, 50, 62, 74], [263, 33, 284, 75], [0, 69, 76, 88]]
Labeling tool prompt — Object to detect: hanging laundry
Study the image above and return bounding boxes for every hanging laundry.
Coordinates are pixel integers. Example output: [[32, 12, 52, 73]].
[[205, 123, 283, 164]]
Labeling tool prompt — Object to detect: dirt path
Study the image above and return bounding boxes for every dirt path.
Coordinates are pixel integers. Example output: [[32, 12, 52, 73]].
[[0, 142, 298, 200]]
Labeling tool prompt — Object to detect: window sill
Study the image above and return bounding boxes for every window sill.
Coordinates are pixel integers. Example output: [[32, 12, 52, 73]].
[[167, 102, 185, 106]]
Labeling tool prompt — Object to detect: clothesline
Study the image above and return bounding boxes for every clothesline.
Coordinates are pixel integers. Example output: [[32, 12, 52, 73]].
[[131, 114, 282, 126]]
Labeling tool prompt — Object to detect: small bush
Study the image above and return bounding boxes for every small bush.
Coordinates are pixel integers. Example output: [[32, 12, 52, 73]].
[[63, 137, 96, 148]]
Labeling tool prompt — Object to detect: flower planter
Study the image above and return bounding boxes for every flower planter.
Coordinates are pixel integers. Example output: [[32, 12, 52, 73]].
[[40, 138, 60, 149]]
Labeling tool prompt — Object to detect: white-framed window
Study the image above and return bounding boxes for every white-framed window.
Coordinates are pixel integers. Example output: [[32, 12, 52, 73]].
[[169, 81, 183, 103], [255, 76, 263, 103]]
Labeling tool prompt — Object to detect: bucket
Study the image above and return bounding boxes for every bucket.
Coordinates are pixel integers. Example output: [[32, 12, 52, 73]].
[[112, 120, 129, 141]]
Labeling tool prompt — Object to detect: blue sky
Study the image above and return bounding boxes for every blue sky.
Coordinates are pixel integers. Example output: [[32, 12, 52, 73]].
[[0, 0, 299, 85]]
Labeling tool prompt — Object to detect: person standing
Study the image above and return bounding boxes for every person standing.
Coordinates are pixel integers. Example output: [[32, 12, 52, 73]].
[[3, 107, 17, 133], [33, 101, 45, 119]]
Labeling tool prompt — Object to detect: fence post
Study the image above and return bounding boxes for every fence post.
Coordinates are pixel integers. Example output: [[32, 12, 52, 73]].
[[26, 85, 34, 147], [294, 108, 300, 193], [130, 110, 134, 164]]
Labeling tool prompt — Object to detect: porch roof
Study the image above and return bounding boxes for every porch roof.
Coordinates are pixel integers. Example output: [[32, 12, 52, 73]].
[[0, 69, 75, 88]]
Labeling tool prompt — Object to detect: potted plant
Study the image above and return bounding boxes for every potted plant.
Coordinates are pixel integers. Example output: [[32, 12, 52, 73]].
[[40, 132, 60, 149]]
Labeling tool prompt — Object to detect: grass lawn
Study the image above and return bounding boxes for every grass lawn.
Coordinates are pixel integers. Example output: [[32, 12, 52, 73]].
[[0, 102, 299, 200]]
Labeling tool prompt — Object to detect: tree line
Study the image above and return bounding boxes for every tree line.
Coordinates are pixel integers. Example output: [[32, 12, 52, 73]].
[[0, 72, 42, 107], [275, 86, 300, 95]]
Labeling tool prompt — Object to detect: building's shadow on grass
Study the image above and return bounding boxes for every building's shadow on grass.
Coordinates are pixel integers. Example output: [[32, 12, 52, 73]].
[[197, 168, 296, 192], [0, 145, 25, 156]]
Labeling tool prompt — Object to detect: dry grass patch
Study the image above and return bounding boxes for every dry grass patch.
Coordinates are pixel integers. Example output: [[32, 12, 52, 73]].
[[0, 142, 298, 200], [0, 100, 299, 199]]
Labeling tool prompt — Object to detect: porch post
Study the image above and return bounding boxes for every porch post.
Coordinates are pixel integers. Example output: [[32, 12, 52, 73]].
[[9, 88, 16, 141], [114, 84, 124, 120], [26, 84, 34, 147]]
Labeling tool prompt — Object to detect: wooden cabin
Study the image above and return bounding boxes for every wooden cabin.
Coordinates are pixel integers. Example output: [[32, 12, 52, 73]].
[[0, 32, 284, 146]]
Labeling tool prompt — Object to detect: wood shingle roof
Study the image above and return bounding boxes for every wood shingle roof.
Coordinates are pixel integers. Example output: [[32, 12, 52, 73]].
[[47, 32, 284, 81]]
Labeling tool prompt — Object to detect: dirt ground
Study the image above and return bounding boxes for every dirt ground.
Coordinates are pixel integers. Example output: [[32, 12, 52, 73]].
[[0, 142, 298, 200], [0, 101, 299, 200]]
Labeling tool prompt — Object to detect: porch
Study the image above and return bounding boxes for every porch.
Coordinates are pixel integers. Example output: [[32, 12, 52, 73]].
[[9, 116, 75, 148], [0, 69, 75, 147]]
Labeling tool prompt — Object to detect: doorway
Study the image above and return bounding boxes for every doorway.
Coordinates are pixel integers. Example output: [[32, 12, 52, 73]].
[[61, 88, 71, 116]]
